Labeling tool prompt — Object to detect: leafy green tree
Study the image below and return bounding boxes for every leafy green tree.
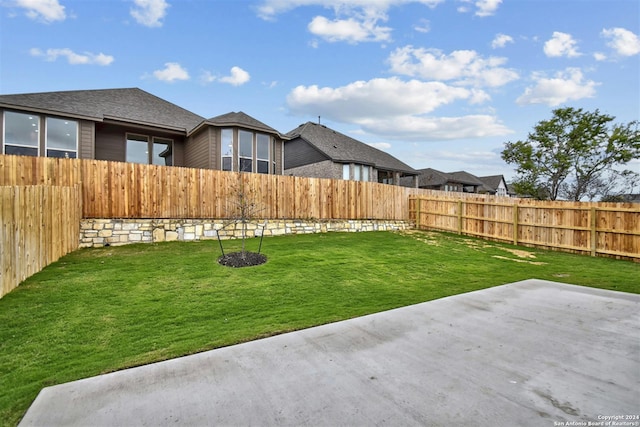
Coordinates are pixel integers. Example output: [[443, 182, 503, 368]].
[[502, 108, 640, 201]]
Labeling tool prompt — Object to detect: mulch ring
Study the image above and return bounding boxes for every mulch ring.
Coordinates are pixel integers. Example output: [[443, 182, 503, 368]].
[[218, 252, 267, 268]]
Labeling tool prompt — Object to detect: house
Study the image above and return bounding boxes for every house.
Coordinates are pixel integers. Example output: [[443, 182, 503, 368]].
[[284, 121, 418, 186], [602, 194, 640, 203], [407, 168, 483, 192], [0, 88, 285, 174], [477, 175, 509, 197]]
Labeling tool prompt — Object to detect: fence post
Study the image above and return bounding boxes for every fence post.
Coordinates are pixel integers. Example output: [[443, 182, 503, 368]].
[[590, 207, 597, 257], [512, 202, 519, 245], [416, 197, 421, 229], [457, 200, 463, 235]]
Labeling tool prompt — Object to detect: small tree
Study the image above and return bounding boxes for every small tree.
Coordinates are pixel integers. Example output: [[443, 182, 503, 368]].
[[216, 171, 267, 267], [502, 108, 640, 201]]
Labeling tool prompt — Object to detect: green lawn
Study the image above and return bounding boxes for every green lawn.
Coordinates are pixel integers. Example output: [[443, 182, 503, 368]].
[[1, 230, 638, 426]]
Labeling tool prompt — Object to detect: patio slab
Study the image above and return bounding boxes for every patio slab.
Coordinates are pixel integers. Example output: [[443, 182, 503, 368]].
[[19, 279, 640, 426]]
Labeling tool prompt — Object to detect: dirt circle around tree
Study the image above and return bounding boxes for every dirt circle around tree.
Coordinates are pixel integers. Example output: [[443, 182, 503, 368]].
[[218, 252, 267, 268]]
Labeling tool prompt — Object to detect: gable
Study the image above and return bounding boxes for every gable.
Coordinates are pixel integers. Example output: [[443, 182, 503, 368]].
[[205, 111, 281, 136], [286, 122, 416, 175], [284, 137, 330, 169], [478, 175, 506, 191]]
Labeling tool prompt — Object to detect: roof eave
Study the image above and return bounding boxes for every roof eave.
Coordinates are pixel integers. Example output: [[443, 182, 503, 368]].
[[198, 120, 287, 139], [377, 167, 420, 176], [0, 103, 102, 122], [102, 116, 187, 134]]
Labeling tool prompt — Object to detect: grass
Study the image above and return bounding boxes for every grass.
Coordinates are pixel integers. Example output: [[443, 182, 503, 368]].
[[1, 230, 638, 426]]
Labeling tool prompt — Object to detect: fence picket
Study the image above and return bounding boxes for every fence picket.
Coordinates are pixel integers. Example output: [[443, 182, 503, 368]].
[[409, 195, 639, 260], [1, 153, 638, 297], [1, 185, 81, 298]]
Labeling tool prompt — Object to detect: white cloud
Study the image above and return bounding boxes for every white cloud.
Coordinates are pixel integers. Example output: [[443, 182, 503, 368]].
[[287, 77, 478, 121], [516, 68, 599, 106], [308, 15, 391, 43], [130, 0, 169, 28], [457, 0, 502, 17], [601, 27, 640, 57], [256, 1, 443, 44], [474, 0, 502, 17], [430, 149, 498, 162], [413, 19, 430, 33], [593, 52, 607, 61], [30, 48, 114, 65], [219, 66, 251, 86], [199, 67, 251, 86], [12, 0, 65, 22], [199, 70, 216, 84], [256, 0, 444, 20], [491, 33, 513, 49], [152, 62, 189, 82], [469, 88, 491, 104], [544, 31, 581, 58], [368, 142, 391, 150], [387, 46, 519, 87], [359, 115, 513, 141], [286, 77, 512, 140]]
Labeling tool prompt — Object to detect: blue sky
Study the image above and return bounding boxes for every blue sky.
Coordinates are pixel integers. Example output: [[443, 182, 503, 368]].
[[1, 0, 639, 179]]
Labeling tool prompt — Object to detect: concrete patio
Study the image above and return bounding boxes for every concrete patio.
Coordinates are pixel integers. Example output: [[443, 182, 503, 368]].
[[19, 279, 640, 426]]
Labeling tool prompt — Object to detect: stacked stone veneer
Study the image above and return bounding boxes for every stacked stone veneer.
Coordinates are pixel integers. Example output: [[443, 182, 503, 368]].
[[79, 219, 412, 248]]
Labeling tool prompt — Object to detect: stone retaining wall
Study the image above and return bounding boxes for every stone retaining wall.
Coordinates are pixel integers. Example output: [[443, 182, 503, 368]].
[[79, 219, 412, 248]]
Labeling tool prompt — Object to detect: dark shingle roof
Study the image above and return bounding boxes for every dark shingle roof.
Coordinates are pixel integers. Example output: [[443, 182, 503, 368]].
[[413, 168, 487, 187], [286, 122, 416, 175], [478, 175, 505, 192], [206, 111, 281, 135], [448, 171, 485, 186], [0, 88, 205, 132], [414, 168, 450, 187]]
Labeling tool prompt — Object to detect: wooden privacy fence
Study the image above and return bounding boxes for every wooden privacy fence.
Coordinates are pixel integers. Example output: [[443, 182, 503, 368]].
[[1, 155, 423, 220], [79, 160, 429, 219], [409, 196, 640, 259], [1, 185, 82, 298], [1, 154, 639, 298]]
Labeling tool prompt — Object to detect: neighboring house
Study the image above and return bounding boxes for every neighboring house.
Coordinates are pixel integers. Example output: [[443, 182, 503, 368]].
[[478, 175, 509, 197], [0, 88, 285, 174], [407, 168, 483, 192], [602, 194, 640, 203], [189, 111, 284, 174], [284, 121, 418, 186]]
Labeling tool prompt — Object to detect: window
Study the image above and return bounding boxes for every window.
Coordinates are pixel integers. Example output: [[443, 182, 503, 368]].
[[354, 164, 361, 181], [152, 138, 172, 166], [256, 134, 269, 174], [126, 134, 173, 165], [3, 111, 39, 156], [239, 130, 253, 172], [126, 135, 149, 164], [222, 129, 275, 174], [2, 112, 80, 158], [378, 170, 393, 184], [272, 138, 277, 174], [342, 163, 371, 181], [46, 117, 77, 158], [221, 129, 233, 171]]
